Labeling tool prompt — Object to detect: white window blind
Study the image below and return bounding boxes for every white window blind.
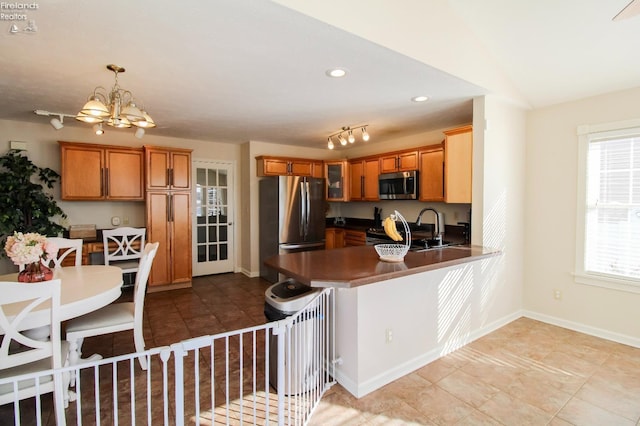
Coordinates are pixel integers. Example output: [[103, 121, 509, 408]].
[[580, 129, 640, 286]]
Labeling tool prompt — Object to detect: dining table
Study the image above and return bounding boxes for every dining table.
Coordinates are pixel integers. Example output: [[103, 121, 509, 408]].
[[0, 265, 123, 331]]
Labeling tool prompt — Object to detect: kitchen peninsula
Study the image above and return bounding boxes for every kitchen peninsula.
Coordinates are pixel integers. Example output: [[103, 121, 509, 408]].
[[265, 244, 504, 398], [264, 244, 498, 288]]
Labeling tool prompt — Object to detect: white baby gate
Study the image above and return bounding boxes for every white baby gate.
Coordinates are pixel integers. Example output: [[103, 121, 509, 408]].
[[0, 287, 335, 426]]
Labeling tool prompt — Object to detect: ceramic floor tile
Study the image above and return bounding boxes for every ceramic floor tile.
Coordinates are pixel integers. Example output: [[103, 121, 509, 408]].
[[477, 392, 552, 425], [435, 369, 499, 408], [575, 374, 640, 421], [556, 397, 636, 426]]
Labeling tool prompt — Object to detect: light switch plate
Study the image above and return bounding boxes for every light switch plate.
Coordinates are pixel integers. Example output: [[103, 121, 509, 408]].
[[111, 216, 121, 226]]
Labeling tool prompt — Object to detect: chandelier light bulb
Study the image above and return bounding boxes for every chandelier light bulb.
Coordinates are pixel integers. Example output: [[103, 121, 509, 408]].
[[348, 130, 355, 143], [339, 134, 347, 146], [327, 138, 334, 150]]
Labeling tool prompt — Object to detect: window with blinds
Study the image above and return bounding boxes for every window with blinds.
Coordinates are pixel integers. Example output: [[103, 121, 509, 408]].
[[576, 122, 640, 292]]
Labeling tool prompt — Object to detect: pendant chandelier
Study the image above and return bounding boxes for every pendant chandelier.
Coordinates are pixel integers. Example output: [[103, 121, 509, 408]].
[[327, 125, 369, 149], [76, 64, 155, 138]]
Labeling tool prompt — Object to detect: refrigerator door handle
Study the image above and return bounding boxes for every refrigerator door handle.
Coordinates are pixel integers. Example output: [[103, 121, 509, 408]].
[[300, 180, 307, 238], [304, 180, 311, 238], [280, 242, 325, 250]]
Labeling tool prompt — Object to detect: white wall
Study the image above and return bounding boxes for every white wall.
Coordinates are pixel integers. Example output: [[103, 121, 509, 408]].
[[335, 255, 518, 398], [525, 86, 640, 344], [0, 119, 242, 274]]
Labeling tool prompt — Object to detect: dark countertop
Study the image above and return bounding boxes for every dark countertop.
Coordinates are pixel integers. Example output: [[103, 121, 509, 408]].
[[264, 244, 500, 288]]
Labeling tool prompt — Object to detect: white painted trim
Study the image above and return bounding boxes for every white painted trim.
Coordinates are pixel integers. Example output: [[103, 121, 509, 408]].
[[523, 310, 640, 349], [574, 123, 640, 292], [239, 267, 259, 278], [573, 272, 640, 294], [576, 118, 640, 135]]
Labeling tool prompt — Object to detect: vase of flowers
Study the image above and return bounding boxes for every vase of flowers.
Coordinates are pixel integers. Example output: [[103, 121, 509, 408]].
[[4, 232, 57, 283]]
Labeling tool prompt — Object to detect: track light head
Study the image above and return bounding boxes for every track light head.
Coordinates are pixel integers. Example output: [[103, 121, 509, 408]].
[[93, 123, 104, 135], [50, 116, 64, 130], [327, 137, 335, 150], [362, 127, 370, 141]]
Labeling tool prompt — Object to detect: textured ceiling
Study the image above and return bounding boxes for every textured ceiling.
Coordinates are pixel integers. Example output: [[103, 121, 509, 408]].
[[1, 1, 638, 149]]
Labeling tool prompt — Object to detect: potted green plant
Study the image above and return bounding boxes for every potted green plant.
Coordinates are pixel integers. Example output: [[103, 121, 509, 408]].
[[0, 149, 67, 250]]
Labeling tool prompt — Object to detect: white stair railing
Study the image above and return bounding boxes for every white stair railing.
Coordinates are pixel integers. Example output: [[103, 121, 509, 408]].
[[0, 287, 335, 426]]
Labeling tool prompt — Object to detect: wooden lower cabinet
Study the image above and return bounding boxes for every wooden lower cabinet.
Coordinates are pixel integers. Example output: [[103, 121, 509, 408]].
[[344, 229, 366, 246], [146, 191, 192, 288], [325, 228, 345, 249]]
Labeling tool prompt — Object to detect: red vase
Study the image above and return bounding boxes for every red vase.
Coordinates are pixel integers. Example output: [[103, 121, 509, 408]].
[[18, 262, 54, 283]]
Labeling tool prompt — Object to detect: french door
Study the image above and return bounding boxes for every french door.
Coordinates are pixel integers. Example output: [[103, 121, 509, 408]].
[[192, 160, 235, 276]]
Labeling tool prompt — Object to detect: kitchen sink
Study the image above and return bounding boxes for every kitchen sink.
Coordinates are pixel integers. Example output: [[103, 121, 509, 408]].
[[408, 240, 461, 252]]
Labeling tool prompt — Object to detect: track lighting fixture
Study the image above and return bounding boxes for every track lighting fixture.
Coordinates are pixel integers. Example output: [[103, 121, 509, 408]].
[[34, 110, 76, 130], [76, 64, 155, 136], [326, 125, 370, 149]]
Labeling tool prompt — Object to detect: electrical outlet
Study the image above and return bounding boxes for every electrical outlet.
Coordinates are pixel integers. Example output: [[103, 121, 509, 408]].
[[554, 289, 562, 300], [385, 328, 393, 343], [123, 216, 129, 225]]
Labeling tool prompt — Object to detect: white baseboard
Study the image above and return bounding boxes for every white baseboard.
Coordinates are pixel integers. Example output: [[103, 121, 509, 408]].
[[522, 310, 640, 349], [336, 310, 523, 398], [238, 267, 259, 278]]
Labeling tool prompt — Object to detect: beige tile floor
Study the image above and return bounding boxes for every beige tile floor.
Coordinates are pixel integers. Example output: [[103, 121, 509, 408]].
[[4, 273, 640, 425]]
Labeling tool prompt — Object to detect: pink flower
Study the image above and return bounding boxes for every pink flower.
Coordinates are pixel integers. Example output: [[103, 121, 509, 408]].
[[4, 232, 54, 266]]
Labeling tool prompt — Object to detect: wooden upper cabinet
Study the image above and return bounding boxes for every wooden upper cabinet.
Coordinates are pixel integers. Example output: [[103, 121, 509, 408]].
[[443, 125, 473, 203], [349, 157, 379, 201], [59, 141, 144, 201], [379, 151, 419, 174], [256, 156, 323, 177], [325, 160, 349, 201], [145, 146, 192, 191], [419, 144, 445, 202]]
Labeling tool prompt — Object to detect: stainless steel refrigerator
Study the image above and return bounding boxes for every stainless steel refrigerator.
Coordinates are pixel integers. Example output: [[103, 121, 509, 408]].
[[259, 176, 326, 283]]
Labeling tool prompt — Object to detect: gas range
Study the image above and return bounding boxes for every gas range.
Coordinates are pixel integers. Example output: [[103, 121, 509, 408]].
[[365, 228, 400, 245]]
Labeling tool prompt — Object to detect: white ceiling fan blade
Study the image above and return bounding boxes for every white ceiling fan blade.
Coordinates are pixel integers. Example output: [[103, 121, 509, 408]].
[[613, 0, 640, 21]]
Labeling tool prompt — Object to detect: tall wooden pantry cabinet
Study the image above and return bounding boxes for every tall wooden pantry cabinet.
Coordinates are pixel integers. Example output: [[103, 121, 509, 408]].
[[144, 146, 193, 290]]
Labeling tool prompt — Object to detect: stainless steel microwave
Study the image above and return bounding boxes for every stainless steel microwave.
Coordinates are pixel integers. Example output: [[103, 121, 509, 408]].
[[378, 170, 418, 200]]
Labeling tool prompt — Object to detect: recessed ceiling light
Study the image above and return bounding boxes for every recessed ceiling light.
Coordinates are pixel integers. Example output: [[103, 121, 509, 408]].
[[326, 68, 347, 78], [411, 96, 429, 102]]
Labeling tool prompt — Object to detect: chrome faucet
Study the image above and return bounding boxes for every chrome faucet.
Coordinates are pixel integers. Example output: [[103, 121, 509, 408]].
[[416, 207, 444, 244]]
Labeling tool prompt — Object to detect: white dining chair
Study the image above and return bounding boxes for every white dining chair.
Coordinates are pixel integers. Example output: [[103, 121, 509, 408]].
[[66, 242, 159, 375], [102, 227, 146, 286], [45, 237, 83, 268], [0, 279, 69, 423]]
